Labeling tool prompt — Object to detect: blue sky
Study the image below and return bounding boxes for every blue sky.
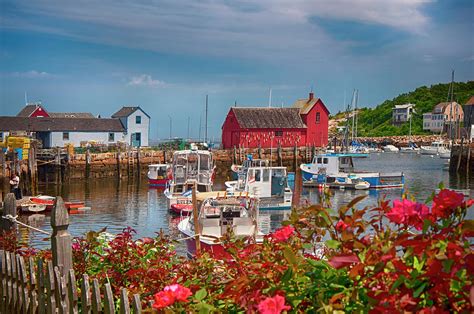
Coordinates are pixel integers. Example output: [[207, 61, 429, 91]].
[[1, 0, 473, 140]]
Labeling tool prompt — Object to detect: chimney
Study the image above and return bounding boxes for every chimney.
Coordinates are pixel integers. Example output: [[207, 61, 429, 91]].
[[309, 92, 314, 100]]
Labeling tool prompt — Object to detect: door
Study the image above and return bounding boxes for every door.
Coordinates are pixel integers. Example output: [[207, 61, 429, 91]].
[[131, 132, 141, 147]]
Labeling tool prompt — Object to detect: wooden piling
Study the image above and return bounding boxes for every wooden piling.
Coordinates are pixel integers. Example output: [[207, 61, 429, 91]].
[[51, 197, 73, 275], [192, 183, 201, 256], [456, 138, 464, 173], [292, 168, 302, 208], [116, 147, 121, 179], [85, 148, 91, 179], [293, 145, 298, 172], [1, 193, 16, 231], [28, 141, 38, 195], [55, 148, 62, 185], [136, 147, 141, 177]]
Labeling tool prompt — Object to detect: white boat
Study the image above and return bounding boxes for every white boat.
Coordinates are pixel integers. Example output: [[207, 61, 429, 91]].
[[382, 145, 399, 152], [420, 141, 450, 156], [323, 175, 370, 190], [225, 158, 292, 210], [399, 142, 420, 154], [164, 150, 215, 211], [21, 203, 47, 213], [300, 153, 404, 189], [178, 192, 262, 259], [147, 164, 170, 187]]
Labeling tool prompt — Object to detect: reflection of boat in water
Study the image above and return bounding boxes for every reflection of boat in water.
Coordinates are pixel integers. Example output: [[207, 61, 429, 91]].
[[147, 164, 171, 187], [164, 150, 215, 211], [225, 157, 292, 210], [178, 192, 261, 259], [300, 153, 404, 189]]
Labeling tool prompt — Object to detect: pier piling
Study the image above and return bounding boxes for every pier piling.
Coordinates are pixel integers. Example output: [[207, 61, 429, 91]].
[[51, 196, 73, 275], [1, 193, 16, 231]]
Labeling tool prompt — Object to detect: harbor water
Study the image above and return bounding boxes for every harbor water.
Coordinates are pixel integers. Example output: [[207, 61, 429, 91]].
[[17, 153, 473, 248]]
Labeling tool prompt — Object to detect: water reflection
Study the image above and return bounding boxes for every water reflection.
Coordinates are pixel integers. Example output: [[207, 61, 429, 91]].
[[19, 153, 472, 248]]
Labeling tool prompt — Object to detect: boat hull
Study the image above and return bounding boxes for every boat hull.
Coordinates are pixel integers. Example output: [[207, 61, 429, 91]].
[[148, 178, 169, 187], [170, 203, 193, 216], [301, 171, 404, 189]]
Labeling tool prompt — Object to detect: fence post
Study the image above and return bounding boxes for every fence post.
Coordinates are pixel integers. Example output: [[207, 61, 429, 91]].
[[51, 197, 73, 275], [1, 193, 16, 232]]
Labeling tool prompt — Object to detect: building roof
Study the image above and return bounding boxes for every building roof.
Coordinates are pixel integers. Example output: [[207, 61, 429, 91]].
[[433, 102, 459, 113], [231, 107, 307, 129], [465, 96, 474, 106], [394, 103, 414, 109], [292, 93, 330, 115], [17, 104, 48, 117], [49, 112, 96, 118], [112, 106, 150, 119], [0, 117, 125, 132]]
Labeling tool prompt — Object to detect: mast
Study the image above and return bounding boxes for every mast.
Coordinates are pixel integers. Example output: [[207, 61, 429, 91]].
[[268, 88, 272, 107], [205, 95, 208, 143], [355, 89, 359, 140], [351, 89, 356, 143], [448, 70, 454, 139], [187, 116, 190, 140]]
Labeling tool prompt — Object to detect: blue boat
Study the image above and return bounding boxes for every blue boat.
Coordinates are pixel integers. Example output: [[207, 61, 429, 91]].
[[300, 153, 404, 189]]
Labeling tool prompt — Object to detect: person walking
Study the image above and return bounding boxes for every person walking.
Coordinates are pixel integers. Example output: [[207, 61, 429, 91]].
[[9, 172, 22, 200]]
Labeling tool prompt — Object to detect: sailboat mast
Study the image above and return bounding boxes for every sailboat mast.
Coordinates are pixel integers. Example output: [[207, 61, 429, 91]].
[[351, 89, 356, 142], [355, 89, 359, 140], [205, 95, 208, 143]]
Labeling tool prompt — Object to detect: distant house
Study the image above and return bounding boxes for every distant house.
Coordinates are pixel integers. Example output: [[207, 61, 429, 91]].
[[463, 96, 474, 140], [221, 92, 329, 149], [423, 102, 464, 134], [1, 103, 151, 148], [112, 106, 150, 147], [0, 116, 125, 148], [392, 103, 415, 125], [17, 103, 50, 117]]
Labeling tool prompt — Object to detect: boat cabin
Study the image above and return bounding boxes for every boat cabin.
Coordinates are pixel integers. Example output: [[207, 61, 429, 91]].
[[308, 154, 355, 176], [195, 194, 259, 238], [234, 166, 290, 198], [170, 150, 214, 193], [147, 164, 170, 180]]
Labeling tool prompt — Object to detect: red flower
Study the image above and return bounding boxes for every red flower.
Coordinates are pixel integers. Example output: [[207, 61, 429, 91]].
[[431, 189, 464, 219], [386, 199, 430, 230], [335, 220, 350, 231], [271, 225, 295, 242], [258, 295, 291, 314], [152, 284, 192, 309]]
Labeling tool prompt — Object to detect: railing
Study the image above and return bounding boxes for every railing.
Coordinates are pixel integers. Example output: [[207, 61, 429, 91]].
[[0, 193, 144, 313]]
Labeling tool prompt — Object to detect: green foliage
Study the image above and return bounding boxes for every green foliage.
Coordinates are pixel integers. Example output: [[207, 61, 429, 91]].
[[356, 81, 474, 137]]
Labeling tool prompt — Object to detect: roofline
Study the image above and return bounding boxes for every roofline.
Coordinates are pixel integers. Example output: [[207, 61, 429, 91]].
[[112, 106, 151, 119]]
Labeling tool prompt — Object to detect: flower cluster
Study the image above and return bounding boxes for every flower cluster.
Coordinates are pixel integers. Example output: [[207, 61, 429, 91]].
[[271, 225, 295, 242], [257, 295, 291, 314], [153, 284, 192, 309]]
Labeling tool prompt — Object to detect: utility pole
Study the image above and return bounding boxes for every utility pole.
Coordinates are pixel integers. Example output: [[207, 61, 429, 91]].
[[187, 116, 190, 140]]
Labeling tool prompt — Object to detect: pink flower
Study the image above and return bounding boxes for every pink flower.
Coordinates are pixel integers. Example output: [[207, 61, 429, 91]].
[[271, 225, 295, 242], [258, 295, 291, 314], [152, 284, 192, 309], [386, 199, 430, 230], [335, 220, 349, 231]]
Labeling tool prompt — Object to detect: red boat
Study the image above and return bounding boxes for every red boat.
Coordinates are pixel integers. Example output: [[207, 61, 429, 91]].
[[30, 196, 85, 211], [170, 203, 193, 216], [148, 164, 171, 188]]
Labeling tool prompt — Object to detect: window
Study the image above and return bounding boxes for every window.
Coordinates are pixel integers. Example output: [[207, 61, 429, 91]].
[[135, 132, 141, 141], [63, 132, 69, 140], [274, 130, 283, 137], [263, 169, 270, 182], [0, 132, 3, 142], [323, 158, 328, 164], [316, 112, 321, 123], [317, 157, 322, 164], [108, 133, 115, 141], [255, 169, 261, 182], [136, 115, 141, 124]]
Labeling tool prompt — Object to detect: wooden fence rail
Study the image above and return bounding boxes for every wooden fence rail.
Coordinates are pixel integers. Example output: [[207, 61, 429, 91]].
[[0, 250, 142, 313], [0, 194, 145, 313]]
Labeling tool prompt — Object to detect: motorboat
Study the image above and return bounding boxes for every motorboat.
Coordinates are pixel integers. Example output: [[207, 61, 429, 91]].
[[300, 153, 404, 189], [225, 157, 292, 210], [230, 158, 269, 180], [164, 150, 215, 211], [20, 203, 47, 213], [420, 141, 450, 156], [382, 145, 399, 152], [147, 164, 171, 187], [178, 192, 262, 259], [29, 196, 85, 211], [400, 142, 420, 154], [323, 175, 370, 190]]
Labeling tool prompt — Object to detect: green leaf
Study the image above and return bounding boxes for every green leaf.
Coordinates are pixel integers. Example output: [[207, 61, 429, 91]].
[[283, 247, 298, 267], [422, 219, 432, 233], [413, 282, 427, 298], [281, 268, 293, 283], [390, 275, 406, 294], [195, 288, 207, 301], [442, 259, 454, 273], [325, 239, 341, 249]]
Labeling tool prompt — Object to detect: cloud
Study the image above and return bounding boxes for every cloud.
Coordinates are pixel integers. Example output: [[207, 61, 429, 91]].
[[127, 74, 167, 87], [1, 0, 433, 63], [10, 70, 55, 78]]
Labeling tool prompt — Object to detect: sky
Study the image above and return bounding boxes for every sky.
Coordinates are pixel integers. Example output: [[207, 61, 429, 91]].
[[1, 0, 473, 140]]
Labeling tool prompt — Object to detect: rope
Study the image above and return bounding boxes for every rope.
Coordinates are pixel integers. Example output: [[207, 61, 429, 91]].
[[1, 214, 51, 235], [175, 234, 198, 242]]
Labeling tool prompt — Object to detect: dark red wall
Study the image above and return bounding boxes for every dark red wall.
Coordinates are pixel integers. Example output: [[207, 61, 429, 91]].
[[30, 106, 50, 117], [301, 99, 329, 147]]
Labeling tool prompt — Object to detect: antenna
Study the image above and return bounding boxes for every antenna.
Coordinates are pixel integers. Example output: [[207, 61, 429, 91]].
[[268, 88, 272, 108], [24, 92, 28, 105]]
